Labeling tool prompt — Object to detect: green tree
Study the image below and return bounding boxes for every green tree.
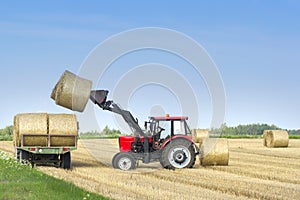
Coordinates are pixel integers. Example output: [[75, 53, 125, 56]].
[[101, 126, 121, 135], [0, 126, 13, 136]]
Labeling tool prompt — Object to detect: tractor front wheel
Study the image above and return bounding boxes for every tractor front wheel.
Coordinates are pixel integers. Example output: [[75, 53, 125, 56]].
[[112, 152, 136, 171], [160, 139, 196, 169]]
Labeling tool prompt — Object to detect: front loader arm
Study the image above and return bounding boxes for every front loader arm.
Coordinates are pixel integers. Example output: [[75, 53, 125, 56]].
[[90, 90, 145, 137]]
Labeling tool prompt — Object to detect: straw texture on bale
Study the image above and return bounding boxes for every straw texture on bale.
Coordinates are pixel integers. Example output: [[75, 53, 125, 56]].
[[13, 115, 19, 146], [51, 70, 92, 112], [50, 79, 59, 99], [263, 130, 289, 148], [48, 114, 78, 146], [13, 113, 78, 147], [14, 113, 48, 146], [192, 129, 209, 146], [200, 138, 229, 166]]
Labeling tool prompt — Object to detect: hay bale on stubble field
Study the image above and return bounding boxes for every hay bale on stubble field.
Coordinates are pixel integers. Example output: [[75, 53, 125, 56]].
[[14, 113, 48, 147], [48, 114, 78, 146], [200, 138, 229, 166], [192, 129, 209, 146], [51, 70, 92, 112], [263, 130, 289, 148]]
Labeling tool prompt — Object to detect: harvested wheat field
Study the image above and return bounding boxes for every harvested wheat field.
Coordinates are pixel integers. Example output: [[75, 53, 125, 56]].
[[1, 139, 299, 200]]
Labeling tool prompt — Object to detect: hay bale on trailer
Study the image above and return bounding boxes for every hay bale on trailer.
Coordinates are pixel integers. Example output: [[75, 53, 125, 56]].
[[48, 114, 78, 147], [51, 70, 92, 112], [200, 138, 229, 166], [13, 115, 19, 146], [192, 129, 209, 146], [263, 130, 289, 148], [14, 113, 48, 146]]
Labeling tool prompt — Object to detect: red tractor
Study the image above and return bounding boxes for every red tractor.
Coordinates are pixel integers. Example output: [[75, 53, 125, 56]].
[[90, 90, 200, 170]]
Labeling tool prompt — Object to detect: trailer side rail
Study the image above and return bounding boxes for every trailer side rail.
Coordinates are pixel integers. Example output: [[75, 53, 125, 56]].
[[20, 134, 78, 148]]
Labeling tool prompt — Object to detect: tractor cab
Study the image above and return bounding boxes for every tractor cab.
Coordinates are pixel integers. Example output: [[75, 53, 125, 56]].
[[145, 115, 192, 138], [144, 115, 193, 150]]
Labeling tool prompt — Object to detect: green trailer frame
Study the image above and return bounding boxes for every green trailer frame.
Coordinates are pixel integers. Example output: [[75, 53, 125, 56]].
[[15, 134, 78, 169]]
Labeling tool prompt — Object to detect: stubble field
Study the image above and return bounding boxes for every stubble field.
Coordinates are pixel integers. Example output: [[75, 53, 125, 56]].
[[0, 139, 299, 200]]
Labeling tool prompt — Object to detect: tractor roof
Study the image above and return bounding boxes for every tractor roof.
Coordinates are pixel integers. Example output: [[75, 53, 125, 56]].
[[150, 116, 188, 121]]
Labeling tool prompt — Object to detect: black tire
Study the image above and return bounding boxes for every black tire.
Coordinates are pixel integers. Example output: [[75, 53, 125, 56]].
[[20, 150, 30, 164], [20, 150, 29, 160], [16, 150, 32, 166], [187, 145, 196, 168], [61, 152, 71, 169], [16, 149, 21, 162], [160, 138, 196, 170], [112, 152, 121, 169], [112, 152, 136, 171]]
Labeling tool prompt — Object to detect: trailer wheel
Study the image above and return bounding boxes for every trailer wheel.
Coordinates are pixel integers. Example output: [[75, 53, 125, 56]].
[[112, 152, 136, 171], [20, 150, 29, 161], [16, 149, 21, 161], [18, 150, 30, 164], [160, 138, 196, 169], [60, 152, 71, 169]]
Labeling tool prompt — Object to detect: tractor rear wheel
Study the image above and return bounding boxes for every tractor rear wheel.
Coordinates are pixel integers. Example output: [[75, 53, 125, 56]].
[[112, 152, 136, 171], [160, 139, 196, 169]]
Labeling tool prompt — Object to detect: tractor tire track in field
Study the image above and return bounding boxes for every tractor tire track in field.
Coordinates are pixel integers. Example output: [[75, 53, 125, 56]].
[[219, 159, 300, 184], [0, 139, 299, 200], [229, 151, 300, 169]]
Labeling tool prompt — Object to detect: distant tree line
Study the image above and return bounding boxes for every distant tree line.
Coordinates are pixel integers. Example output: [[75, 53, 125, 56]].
[[210, 123, 300, 136], [1, 123, 299, 141], [0, 126, 13, 141], [80, 125, 121, 136]]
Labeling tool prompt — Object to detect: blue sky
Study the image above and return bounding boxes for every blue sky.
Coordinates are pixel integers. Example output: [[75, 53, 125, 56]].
[[0, 1, 300, 131]]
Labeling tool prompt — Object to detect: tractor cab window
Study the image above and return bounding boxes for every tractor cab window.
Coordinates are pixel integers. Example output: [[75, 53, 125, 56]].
[[184, 120, 192, 136], [173, 120, 186, 135], [151, 120, 159, 133], [158, 121, 171, 139], [173, 120, 191, 136], [149, 119, 170, 139]]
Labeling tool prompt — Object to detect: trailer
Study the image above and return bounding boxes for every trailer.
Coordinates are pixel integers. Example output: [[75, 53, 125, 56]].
[[15, 133, 77, 169]]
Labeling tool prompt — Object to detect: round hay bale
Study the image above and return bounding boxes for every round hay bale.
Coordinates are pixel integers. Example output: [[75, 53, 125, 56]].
[[50, 79, 59, 100], [13, 115, 19, 147], [200, 138, 229, 166], [263, 130, 289, 148], [48, 114, 78, 147], [51, 70, 92, 112], [15, 113, 48, 146], [192, 129, 209, 145]]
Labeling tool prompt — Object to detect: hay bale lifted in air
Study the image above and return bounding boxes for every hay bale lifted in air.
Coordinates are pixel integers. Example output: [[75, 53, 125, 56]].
[[200, 138, 229, 166], [263, 130, 289, 148], [51, 70, 92, 112], [48, 114, 78, 147], [192, 129, 209, 146], [14, 113, 48, 147]]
